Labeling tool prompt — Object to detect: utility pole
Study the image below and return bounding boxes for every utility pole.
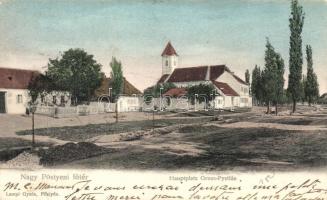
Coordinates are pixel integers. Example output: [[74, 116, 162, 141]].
[[152, 107, 155, 133]]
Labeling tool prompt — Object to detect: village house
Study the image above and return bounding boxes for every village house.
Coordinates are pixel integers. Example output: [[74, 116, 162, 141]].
[[157, 42, 252, 109], [0, 67, 70, 114], [94, 76, 142, 112]]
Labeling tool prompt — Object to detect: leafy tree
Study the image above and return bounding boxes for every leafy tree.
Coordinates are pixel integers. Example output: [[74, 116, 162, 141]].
[[274, 52, 285, 115], [245, 69, 250, 84], [187, 84, 216, 105], [28, 74, 54, 104], [144, 82, 176, 98], [46, 48, 104, 105], [304, 45, 319, 106], [262, 40, 278, 113], [287, 0, 305, 113], [110, 57, 124, 101], [251, 65, 263, 105], [262, 39, 285, 114]]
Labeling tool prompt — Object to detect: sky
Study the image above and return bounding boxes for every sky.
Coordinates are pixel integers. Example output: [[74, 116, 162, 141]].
[[0, 0, 326, 93]]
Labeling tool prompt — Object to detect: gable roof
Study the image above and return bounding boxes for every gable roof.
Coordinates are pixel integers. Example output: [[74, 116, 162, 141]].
[[94, 77, 142, 97], [161, 42, 178, 56], [166, 66, 208, 82], [232, 74, 248, 85], [209, 65, 230, 80], [157, 74, 170, 84], [163, 88, 187, 97], [0, 67, 40, 89], [212, 81, 239, 96], [163, 65, 248, 86]]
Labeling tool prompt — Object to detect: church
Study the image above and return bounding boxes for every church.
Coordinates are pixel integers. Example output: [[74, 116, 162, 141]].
[[157, 42, 252, 109]]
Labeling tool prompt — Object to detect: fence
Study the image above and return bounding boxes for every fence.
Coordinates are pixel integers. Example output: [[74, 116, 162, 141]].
[[35, 102, 115, 118]]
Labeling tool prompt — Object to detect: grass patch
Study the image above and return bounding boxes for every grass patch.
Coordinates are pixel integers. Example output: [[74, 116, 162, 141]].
[[16, 118, 211, 142], [38, 142, 111, 166], [0, 137, 51, 161]]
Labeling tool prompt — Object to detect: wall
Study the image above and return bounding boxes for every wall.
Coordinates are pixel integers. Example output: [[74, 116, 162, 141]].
[[218, 72, 249, 97], [0, 88, 71, 114], [0, 88, 30, 114], [162, 55, 178, 75], [117, 96, 141, 112]]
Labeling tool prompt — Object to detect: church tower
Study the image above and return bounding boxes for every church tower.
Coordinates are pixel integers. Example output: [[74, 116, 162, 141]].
[[161, 42, 178, 75]]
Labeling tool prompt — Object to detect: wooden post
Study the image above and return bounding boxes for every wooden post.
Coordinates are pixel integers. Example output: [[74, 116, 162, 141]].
[[115, 101, 118, 123], [152, 109, 155, 133], [32, 111, 35, 147]]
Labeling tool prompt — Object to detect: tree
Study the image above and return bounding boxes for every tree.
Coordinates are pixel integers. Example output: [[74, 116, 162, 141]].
[[251, 65, 263, 105], [28, 74, 53, 104], [46, 49, 104, 105], [304, 45, 319, 106], [187, 84, 216, 105], [262, 39, 285, 115], [274, 53, 285, 115], [245, 69, 250, 84], [262, 39, 278, 114], [287, 0, 305, 113], [144, 82, 176, 98], [110, 57, 124, 101]]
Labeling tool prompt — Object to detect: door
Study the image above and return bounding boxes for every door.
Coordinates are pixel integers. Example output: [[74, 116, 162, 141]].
[[0, 92, 6, 113]]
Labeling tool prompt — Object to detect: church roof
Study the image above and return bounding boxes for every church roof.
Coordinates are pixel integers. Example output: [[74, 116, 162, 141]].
[[157, 74, 170, 84], [167, 66, 208, 82], [161, 42, 178, 56], [212, 81, 239, 96], [0, 67, 40, 89], [163, 65, 247, 86]]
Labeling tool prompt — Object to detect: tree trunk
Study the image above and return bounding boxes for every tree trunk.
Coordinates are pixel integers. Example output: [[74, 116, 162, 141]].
[[275, 103, 278, 116], [267, 101, 270, 114], [308, 97, 312, 106], [292, 99, 296, 113]]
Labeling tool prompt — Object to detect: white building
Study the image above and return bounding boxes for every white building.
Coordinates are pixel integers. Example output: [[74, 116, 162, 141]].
[[158, 42, 252, 109], [0, 67, 70, 114]]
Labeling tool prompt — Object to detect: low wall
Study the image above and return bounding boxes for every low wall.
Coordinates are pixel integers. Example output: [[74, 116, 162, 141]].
[[35, 102, 114, 118]]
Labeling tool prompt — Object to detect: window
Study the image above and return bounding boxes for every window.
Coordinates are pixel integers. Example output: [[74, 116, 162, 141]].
[[17, 95, 23, 104], [53, 96, 57, 104], [165, 60, 168, 66], [41, 95, 45, 103]]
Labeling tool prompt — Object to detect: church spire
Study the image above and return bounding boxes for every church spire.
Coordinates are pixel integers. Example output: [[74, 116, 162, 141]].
[[161, 41, 178, 75], [161, 41, 178, 56]]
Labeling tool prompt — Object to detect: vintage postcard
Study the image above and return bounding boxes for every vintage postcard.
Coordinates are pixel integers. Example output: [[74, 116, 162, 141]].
[[0, 0, 327, 199]]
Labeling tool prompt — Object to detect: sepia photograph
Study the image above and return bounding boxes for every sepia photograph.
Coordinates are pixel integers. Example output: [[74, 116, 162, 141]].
[[0, 0, 326, 173]]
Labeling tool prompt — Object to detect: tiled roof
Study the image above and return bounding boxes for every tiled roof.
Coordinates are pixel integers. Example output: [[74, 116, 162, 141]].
[[161, 42, 178, 56], [94, 77, 142, 97], [166, 66, 208, 82], [232, 74, 248, 85], [209, 65, 228, 80], [163, 88, 187, 97], [212, 81, 239, 96], [0, 67, 40, 89], [157, 74, 170, 84]]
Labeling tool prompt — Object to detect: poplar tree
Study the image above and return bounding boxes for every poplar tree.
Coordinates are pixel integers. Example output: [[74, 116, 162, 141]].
[[262, 39, 285, 114], [287, 0, 305, 113], [245, 69, 250, 84], [110, 57, 124, 101], [304, 45, 319, 106], [262, 40, 277, 114], [274, 53, 285, 115], [251, 65, 263, 105]]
